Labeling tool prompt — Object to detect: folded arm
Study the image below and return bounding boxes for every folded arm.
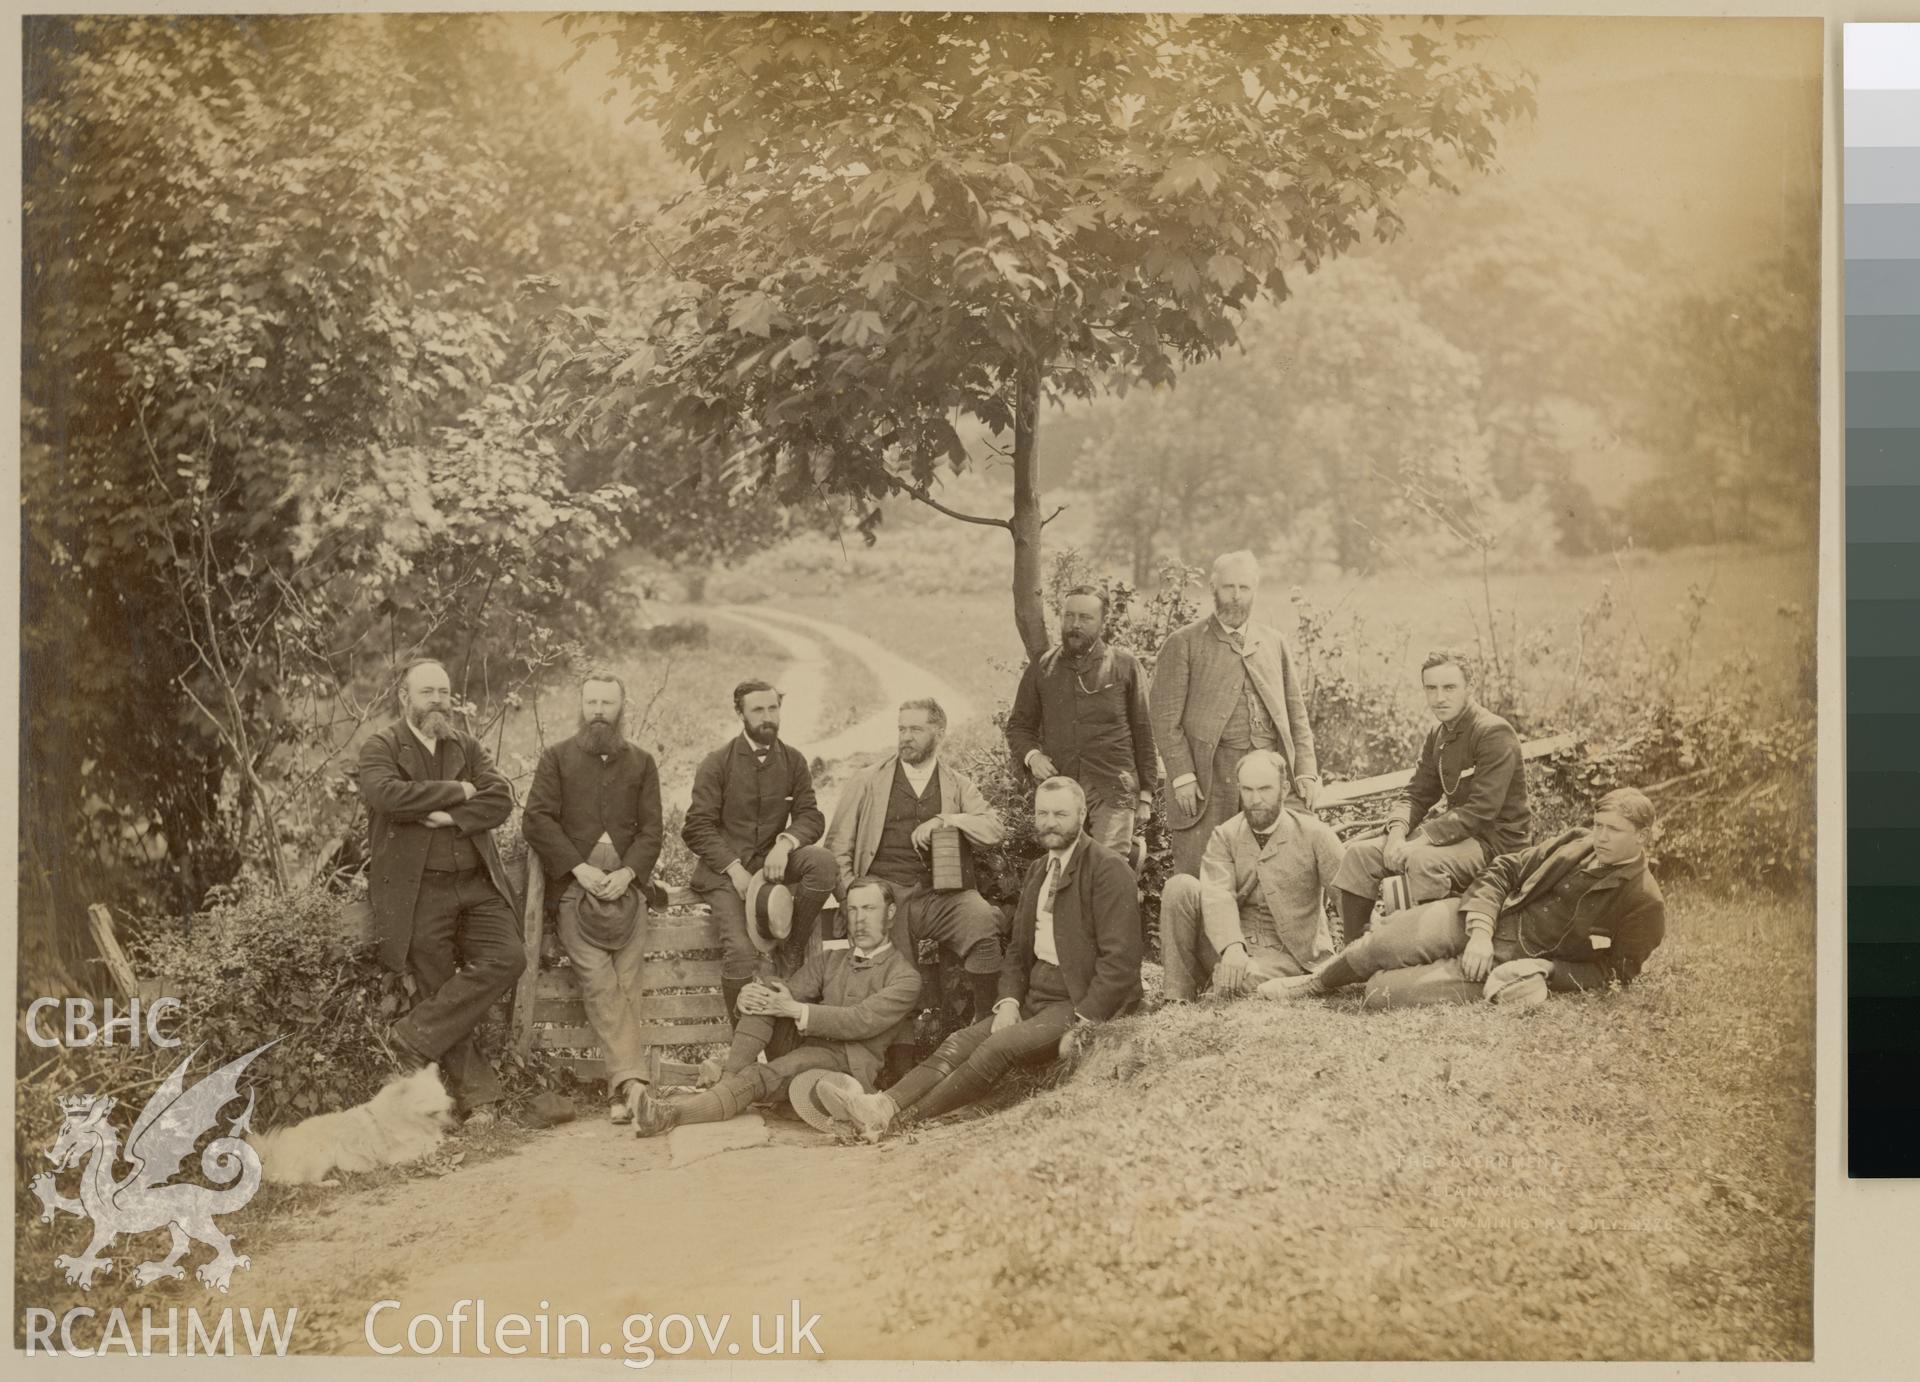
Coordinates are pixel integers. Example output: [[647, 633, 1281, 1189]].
[[356, 734, 466, 820]]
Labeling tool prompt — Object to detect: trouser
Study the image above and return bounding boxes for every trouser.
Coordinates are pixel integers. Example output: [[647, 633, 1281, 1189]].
[[1156, 874, 1311, 1001], [889, 884, 1006, 977], [1084, 794, 1135, 859], [698, 843, 839, 984], [886, 962, 1075, 1122], [1333, 831, 1488, 905], [1320, 897, 1528, 992], [1170, 742, 1303, 877], [665, 1017, 853, 1125], [393, 868, 527, 1110], [555, 841, 652, 1093]]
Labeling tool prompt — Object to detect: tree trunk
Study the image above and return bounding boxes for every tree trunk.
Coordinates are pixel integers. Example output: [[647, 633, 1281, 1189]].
[[1009, 362, 1049, 659]]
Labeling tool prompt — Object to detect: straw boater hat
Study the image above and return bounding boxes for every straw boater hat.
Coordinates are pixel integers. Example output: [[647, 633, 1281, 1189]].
[[742, 869, 794, 956], [787, 1069, 861, 1134]]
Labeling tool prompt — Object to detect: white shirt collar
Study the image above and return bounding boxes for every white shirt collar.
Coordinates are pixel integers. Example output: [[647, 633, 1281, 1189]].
[[406, 718, 439, 754], [852, 939, 894, 962], [1048, 836, 1080, 870], [741, 732, 774, 757], [900, 754, 938, 789]]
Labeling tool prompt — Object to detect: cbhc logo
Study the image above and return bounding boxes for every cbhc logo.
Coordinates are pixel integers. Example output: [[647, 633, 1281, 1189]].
[[26, 998, 184, 1048]]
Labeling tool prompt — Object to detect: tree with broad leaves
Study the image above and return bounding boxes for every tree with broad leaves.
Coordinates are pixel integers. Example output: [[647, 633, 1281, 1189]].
[[561, 10, 1534, 655]]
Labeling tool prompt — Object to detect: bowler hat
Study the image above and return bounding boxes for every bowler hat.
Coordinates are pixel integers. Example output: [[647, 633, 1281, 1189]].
[[743, 869, 794, 956], [788, 1069, 860, 1135]]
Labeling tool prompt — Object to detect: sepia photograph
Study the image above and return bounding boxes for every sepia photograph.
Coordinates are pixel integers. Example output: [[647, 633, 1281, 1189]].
[[15, 8, 1819, 1363]]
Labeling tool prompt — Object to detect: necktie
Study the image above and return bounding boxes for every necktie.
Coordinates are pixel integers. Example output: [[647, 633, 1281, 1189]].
[[1044, 856, 1062, 913]]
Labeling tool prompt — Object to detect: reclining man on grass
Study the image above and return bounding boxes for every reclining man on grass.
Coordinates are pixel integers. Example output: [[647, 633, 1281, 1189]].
[[1262, 788, 1665, 1009], [822, 777, 1142, 1140], [630, 877, 921, 1138]]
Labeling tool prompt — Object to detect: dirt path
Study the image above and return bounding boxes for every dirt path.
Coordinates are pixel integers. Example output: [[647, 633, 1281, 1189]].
[[703, 603, 975, 810], [220, 606, 979, 1359]]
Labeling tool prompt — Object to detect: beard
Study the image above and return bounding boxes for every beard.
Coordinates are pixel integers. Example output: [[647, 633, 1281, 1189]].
[[1032, 823, 1076, 850], [1061, 628, 1094, 657], [580, 712, 625, 754], [1242, 800, 1282, 832], [745, 720, 779, 747], [411, 707, 457, 740], [899, 738, 934, 766], [1214, 596, 1252, 627]]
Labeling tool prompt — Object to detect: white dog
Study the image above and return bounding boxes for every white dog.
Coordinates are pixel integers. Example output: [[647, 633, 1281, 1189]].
[[250, 1066, 457, 1185]]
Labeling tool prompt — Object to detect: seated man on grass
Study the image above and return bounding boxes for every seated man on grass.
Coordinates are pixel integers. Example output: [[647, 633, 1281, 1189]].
[[631, 877, 920, 1138], [822, 777, 1142, 1140], [1262, 788, 1665, 1008], [1329, 651, 1530, 945], [1158, 750, 1346, 1001]]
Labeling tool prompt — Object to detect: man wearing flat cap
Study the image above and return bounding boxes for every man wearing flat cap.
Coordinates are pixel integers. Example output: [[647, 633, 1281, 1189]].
[[1264, 788, 1666, 1008], [523, 671, 663, 1123]]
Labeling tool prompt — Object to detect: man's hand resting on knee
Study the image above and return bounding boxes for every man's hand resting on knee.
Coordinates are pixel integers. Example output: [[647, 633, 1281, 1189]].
[[1212, 942, 1253, 996], [1461, 932, 1495, 982], [990, 998, 1021, 1033]]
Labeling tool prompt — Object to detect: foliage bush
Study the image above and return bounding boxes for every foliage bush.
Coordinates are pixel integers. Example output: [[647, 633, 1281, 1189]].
[[958, 548, 1815, 934]]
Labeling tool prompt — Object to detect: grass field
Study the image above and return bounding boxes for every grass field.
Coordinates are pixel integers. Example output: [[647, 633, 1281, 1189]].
[[779, 544, 1814, 735], [875, 889, 1813, 1361]]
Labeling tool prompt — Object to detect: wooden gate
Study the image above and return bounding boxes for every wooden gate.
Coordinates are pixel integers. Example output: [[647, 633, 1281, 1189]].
[[512, 867, 733, 1084]]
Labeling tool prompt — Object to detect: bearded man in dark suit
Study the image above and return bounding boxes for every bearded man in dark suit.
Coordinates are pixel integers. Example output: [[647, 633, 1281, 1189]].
[[358, 657, 524, 1128]]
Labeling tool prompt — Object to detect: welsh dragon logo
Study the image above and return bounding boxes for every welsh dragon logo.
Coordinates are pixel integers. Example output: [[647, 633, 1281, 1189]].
[[31, 1041, 275, 1293]]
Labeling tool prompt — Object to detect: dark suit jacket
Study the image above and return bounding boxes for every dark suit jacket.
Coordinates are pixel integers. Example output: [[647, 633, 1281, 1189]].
[[522, 732, 663, 892], [682, 736, 826, 889], [1000, 835, 1143, 1022], [1392, 700, 1530, 855], [357, 722, 517, 973], [1459, 829, 1666, 986]]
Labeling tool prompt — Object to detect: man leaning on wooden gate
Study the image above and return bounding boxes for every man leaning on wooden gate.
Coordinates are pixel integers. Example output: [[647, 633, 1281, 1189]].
[[357, 657, 525, 1129]]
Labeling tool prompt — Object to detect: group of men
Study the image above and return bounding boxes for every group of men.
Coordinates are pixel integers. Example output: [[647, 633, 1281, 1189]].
[[357, 549, 1666, 1140]]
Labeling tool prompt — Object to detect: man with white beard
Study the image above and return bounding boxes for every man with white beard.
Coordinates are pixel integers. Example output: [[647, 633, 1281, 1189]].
[[524, 672, 665, 1124], [1149, 550, 1320, 878]]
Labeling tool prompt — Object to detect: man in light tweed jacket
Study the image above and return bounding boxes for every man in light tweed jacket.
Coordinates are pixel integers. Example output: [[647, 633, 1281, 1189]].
[[1159, 751, 1345, 1001], [1150, 550, 1320, 877]]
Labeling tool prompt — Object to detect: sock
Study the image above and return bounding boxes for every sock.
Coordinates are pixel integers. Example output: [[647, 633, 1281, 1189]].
[[1313, 950, 1361, 993], [1337, 888, 1376, 946], [968, 970, 1003, 1023]]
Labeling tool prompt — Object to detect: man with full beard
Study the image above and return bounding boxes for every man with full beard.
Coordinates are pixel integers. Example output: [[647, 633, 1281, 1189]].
[[1157, 751, 1346, 1002], [358, 658, 524, 1128], [821, 776, 1141, 1140], [1006, 585, 1159, 858], [822, 698, 1008, 1023], [1149, 549, 1320, 878], [683, 679, 838, 1017], [523, 672, 665, 1124]]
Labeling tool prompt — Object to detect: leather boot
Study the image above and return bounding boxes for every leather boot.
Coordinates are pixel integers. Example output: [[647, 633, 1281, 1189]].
[[1336, 888, 1376, 947], [969, 970, 1003, 1024]]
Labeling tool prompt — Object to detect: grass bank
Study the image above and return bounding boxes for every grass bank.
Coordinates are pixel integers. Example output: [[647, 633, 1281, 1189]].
[[872, 890, 1813, 1361]]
